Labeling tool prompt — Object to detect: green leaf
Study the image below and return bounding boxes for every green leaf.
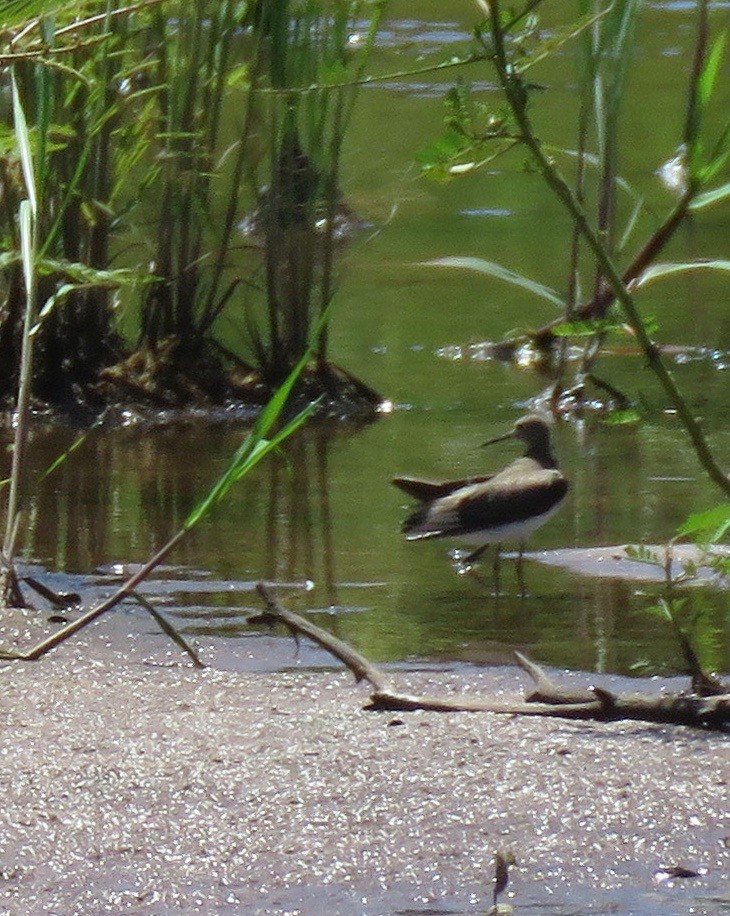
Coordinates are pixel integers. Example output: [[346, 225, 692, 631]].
[[552, 318, 624, 337], [698, 31, 727, 111], [642, 602, 672, 623], [0, 0, 64, 29], [422, 257, 565, 307], [677, 504, 730, 544], [636, 259, 730, 286], [689, 180, 730, 210], [39, 259, 144, 285], [31, 283, 75, 335], [11, 70, 37, 220], [602, 409, 641, 426], [625, 544, 662, 566], [708, 554, 730, 576], [417, 129, 473, 178], [698, 146, 730, 185]]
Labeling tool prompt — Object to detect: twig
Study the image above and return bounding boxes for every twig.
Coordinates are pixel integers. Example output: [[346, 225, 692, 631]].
[[129, 590, 205, 669], [254, 586, 730, 728], [22, 576, 80, 609], [0, 529, 187, 661], [255, 583, 389, 691], [514, 650, 595, 704]]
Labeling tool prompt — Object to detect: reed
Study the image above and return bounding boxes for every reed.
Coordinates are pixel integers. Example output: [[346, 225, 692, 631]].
[[1, 71, 38, 607], [1, 1, 387, 409], [0, 2, 149, 407], [242, 0, 386, 383]]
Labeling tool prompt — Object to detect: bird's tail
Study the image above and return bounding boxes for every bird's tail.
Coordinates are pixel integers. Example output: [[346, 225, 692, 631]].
[[402, 505, 437, 539]]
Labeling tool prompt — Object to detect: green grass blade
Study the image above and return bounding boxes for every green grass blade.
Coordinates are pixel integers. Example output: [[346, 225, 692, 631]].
[[552, 317, 625, 337], [689, 180, 730, 210], [183, 300, 334, 530], [636, 259, 730, 287], [698, 31, 726, 111], [40, 422, 101, 481], [11, 70, 37, 220], [183, 397, 319, 530], [18, 199, 34, 301], [422, 256, 565, 307], [0, 0, 63, 29]]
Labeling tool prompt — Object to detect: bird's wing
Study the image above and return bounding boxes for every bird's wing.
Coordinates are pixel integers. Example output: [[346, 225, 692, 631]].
[[402, 465, 568, 539], [392, 474, 494, 502], [455, 469, 568, 533]]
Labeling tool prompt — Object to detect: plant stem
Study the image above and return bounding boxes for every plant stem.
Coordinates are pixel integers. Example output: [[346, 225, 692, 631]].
[[487, 1, 730, 497], [2, 529, 187, 660]]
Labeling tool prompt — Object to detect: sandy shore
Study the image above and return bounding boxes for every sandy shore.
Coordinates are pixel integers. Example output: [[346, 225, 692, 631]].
[[0, 623, 727, 915]]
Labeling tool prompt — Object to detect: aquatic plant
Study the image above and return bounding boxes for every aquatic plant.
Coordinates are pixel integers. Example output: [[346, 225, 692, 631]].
[[0, 1, 387, 414], [420, 0, 730, 496], [239, 0, 386, 387], [626, 504, 730, 684], [0, 3, 147, 408], [1, 70, 37, 608]]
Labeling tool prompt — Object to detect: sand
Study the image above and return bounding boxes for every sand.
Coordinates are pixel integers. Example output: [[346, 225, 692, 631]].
[[0, 623, 727, 915]]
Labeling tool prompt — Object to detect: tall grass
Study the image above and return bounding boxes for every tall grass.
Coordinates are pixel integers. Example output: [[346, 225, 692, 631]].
[[132, 0, 386, 390], [0, 4, 146, 406], [242, 0, 385, 383], [1, 69, 39, 606], [1, 1, 387, 407], [137, 0, 248, 357]]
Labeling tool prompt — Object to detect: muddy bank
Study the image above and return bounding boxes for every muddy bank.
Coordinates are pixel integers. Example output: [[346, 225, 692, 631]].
[[0, 629, 727, 915]]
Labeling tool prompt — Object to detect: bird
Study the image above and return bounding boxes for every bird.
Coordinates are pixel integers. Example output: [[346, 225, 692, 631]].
[[392, 414, 568, 593]]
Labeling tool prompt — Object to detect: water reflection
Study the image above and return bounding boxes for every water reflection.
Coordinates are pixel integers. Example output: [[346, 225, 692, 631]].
[[4, 412, 728, 676], [263, 428, 339, 605]]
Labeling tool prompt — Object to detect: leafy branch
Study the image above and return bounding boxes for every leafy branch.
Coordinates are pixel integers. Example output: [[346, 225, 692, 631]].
[[483, 0, 730, 496]]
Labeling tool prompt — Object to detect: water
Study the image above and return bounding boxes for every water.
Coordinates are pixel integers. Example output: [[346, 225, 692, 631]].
[[6, 3, 729, 677]]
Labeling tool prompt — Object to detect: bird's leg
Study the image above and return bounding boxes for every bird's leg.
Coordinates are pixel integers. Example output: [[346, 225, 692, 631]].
[[463, 544, 488, 566], [492, 544, 502, 596], [517, 541, 527, 598], [454, 544, 489, 579]]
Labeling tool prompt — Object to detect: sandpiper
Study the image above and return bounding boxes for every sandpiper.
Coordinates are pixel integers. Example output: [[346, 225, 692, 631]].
[[392, 415, 568, 591]]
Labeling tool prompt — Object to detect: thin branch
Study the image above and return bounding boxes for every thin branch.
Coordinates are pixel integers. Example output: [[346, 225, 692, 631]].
[[0, 529, 187, 661], [485, 2, 730, 497], [253, 586, 730, 728], [130, 589, 205, 669], [255, 583, 389, 692]]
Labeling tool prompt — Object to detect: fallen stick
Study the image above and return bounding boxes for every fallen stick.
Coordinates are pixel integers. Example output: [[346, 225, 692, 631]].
[[255, 584, 730, 730], [255, 582, 390, 692]]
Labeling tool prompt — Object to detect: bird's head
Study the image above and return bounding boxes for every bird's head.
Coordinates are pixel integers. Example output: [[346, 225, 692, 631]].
[[483, 414, 557, 466]]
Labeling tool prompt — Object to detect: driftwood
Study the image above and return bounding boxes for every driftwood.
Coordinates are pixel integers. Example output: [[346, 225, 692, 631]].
[[255, 583, 730, 730]]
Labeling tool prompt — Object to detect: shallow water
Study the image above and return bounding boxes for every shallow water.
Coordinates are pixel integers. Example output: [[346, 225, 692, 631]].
[[5, 3, 730, 678]]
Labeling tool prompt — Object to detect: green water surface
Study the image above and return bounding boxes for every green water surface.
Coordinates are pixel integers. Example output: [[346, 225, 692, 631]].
[[11, 2, 730, 675]]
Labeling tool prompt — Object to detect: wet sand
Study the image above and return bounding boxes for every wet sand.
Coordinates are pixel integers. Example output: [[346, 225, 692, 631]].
[[0, 624, 728, 915]]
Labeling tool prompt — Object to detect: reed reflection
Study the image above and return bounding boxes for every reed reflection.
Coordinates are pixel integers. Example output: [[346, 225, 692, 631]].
[[264, 425, 358, 608]]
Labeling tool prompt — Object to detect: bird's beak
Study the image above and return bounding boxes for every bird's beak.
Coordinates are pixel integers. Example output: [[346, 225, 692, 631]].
[[482, 430, 515, 448]]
